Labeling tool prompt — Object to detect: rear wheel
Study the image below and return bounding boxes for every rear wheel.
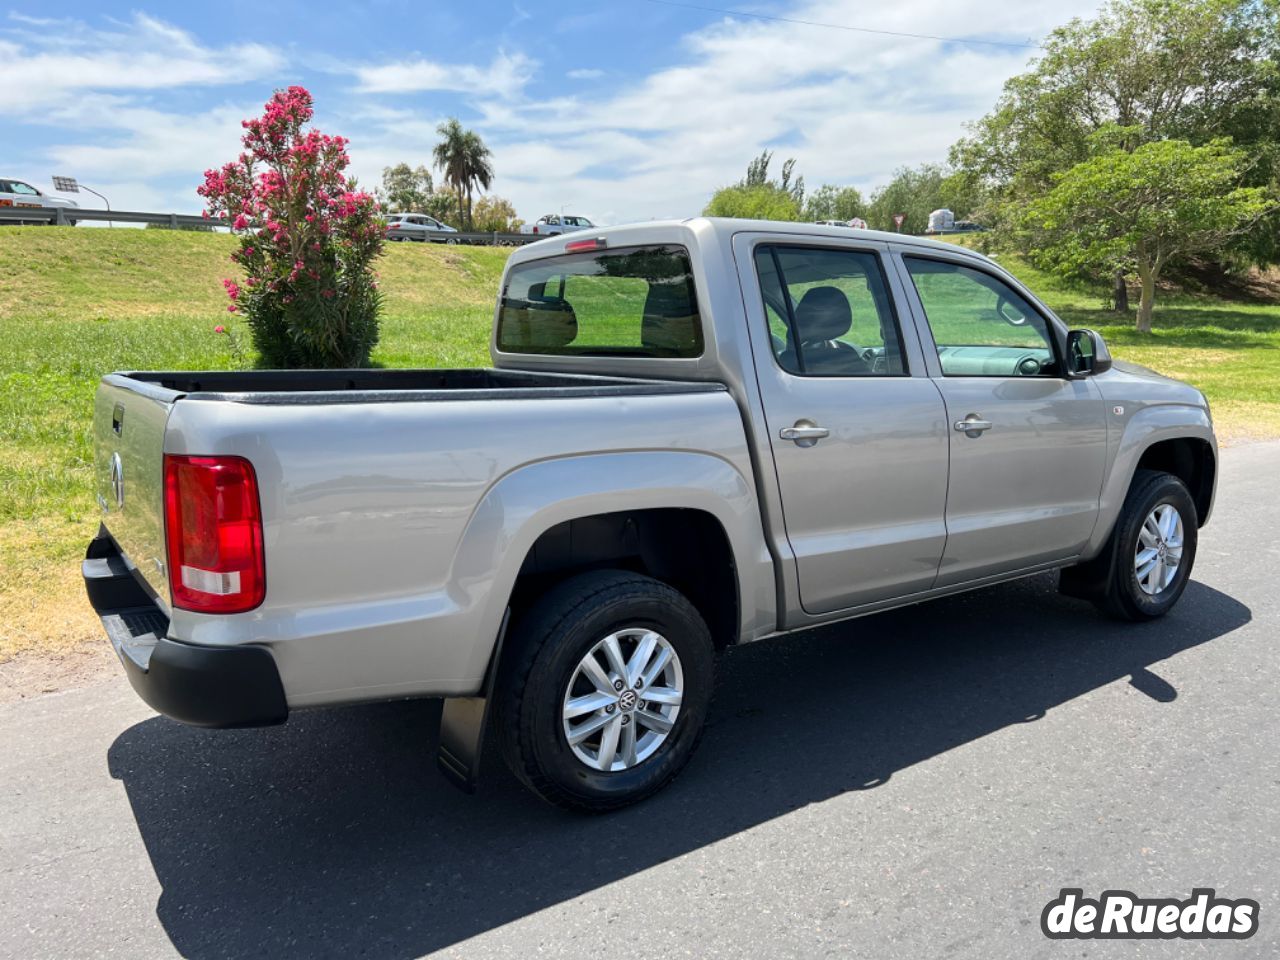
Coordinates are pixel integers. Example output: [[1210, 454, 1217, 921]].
[[1095, 469, 1198, 620], [496, 570, 715, 813]]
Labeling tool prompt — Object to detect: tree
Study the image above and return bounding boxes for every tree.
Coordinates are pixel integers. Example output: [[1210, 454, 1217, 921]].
[[197, 86, 384, 367], [952, 0, 1280, 296], [740, 150, 804, 206], [377, 163, 433, 213], [803, 184, 866, 222], [460, 130, 495, 229], [423, 188, 460, 227], [471, 195, 522, 233], [704, 151, 806, 220], [866, 164, 954, 232], [1022, 137, 1273, 332], [432, 119, 494, 230], [703, 183, 802, 221]]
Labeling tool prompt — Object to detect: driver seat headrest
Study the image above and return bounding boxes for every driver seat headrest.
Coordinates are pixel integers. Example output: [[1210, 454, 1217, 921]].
[[793, 286, 852, 342]]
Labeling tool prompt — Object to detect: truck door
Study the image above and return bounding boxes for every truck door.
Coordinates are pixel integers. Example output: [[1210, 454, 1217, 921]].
[[734, 236, 950, 614], [892, 248, 1108, 585]]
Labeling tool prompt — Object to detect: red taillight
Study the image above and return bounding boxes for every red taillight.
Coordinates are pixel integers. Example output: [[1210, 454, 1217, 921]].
[[565, 237, 606, 253], [388, 222, 400, 229], [164, 455, 265, 613], [532, 225, 539, 234]]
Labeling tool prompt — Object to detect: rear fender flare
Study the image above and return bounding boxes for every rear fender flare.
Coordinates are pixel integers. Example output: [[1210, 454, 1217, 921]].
[[446, 450, 775, 686]]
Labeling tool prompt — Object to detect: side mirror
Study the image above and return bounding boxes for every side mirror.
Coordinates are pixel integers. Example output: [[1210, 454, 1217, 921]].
[[1066, 328, 1112, 377]]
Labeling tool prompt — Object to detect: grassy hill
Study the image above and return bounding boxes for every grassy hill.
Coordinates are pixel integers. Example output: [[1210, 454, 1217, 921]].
[[2, 226, 1277, 662]]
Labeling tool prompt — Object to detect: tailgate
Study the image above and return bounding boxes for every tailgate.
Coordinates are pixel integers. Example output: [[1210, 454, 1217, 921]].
[[93, 375, 177, 608]]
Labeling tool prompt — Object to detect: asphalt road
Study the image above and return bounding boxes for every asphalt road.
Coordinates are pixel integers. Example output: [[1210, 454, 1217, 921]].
[[3, 442, 1277, 960]]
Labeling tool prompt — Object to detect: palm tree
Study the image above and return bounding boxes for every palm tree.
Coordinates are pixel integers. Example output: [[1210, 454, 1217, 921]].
[[432, 118, 468, 227], [433, 119, 495, 230], [460, 130, 494, 230]]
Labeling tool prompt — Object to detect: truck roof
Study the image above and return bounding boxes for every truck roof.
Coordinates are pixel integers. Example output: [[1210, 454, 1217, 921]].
[[509, 216, 995, 268]]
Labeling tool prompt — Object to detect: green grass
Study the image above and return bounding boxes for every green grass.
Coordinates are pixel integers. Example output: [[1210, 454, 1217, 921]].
[[1, 225, 1277, 660], [0, 227, 503, 658]]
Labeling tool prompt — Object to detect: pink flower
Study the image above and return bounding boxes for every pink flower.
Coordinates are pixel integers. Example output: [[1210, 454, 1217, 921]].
[[222, 279, 241, 301], [227, 304, 238, 313], [232, 214, 249, 230], [214, 325, 226, 334]]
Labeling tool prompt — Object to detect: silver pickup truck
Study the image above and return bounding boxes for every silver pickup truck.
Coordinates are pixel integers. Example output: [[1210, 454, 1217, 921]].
[[86, 219, 1217, 811]]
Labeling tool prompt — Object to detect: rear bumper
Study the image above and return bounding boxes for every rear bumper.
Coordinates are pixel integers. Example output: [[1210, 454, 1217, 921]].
[[83, 529, 288, 728]]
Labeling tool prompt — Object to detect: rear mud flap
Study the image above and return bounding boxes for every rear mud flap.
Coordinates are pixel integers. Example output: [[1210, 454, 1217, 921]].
[[436, 609, 510, 793]]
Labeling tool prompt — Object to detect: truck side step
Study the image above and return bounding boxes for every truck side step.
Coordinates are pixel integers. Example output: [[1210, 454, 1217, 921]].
[[83, 535, 154, 613]]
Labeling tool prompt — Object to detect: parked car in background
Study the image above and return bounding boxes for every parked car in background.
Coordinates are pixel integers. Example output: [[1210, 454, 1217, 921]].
[[954, 220, 986, 232], [0, 178, 78, 224], [522, 214, 596, 236], [86, 218, 1217, 812], [385, 213, 458, 243], [814, 219, 868, 229]]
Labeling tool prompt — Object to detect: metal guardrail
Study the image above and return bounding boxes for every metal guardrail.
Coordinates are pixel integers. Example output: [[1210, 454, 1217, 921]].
[[0, 206, 540, 245], [0, 206, 212, 228]]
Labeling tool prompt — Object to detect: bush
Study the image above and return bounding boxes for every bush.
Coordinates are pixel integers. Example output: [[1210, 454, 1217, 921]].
[[197, 86, 384, 368]]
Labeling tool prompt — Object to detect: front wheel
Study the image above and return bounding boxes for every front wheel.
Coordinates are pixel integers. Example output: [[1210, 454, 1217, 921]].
[[1095, 469, 1198, 620], [495, 570, 715, 813]]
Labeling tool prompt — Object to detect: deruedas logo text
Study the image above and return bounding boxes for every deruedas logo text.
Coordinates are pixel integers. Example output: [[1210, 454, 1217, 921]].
[[1041, 888, 1259, 939]]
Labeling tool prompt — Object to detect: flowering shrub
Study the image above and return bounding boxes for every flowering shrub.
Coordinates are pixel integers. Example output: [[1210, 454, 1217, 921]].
[[198, 86, 384, 367]]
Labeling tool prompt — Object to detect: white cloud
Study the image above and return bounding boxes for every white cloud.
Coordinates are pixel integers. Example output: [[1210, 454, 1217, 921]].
[[0, 13, 283, 110], [1, 1, 1110, 225], [416, 0, 1104, 223], [353, 51, 534, 98]]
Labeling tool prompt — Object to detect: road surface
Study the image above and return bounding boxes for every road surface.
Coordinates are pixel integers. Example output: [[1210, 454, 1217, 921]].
[[3, 442, 1277, 959]]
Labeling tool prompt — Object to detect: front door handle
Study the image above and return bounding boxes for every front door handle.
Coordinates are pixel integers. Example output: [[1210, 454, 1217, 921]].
[[780, 420, 829, 447], [954, 414, 993, 438]]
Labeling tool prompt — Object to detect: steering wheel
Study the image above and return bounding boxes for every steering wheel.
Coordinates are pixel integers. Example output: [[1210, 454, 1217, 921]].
[[1015, 356, 1043, 376]]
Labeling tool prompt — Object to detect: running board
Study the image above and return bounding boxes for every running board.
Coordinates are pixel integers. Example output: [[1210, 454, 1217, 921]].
[[436, 609, 510, 794]]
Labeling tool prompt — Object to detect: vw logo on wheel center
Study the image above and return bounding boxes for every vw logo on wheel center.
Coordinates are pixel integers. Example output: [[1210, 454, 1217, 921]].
[[617, 689, 638, 712]]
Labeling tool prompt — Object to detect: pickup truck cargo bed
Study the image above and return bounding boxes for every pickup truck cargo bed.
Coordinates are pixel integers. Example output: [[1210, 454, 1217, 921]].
[[113, 367, 723, 403]]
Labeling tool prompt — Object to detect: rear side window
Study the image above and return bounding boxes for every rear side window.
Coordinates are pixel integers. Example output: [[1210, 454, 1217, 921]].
[[754, 244, 906, 376], [497, 245, 703, 358]]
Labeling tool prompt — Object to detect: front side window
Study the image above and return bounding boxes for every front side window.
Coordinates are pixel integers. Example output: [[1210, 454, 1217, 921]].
[[903, 257, 1059, 377], [497, 245, 703, 357], [754, 244, 906, 376], [9, 181, 39, 196]]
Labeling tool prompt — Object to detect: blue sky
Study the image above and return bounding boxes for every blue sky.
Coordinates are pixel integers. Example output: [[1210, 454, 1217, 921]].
[[1, 0, 1103, 224]]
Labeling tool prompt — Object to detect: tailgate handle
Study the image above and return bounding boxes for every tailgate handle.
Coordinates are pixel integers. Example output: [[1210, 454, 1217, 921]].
[[112, 403, 124, 436]]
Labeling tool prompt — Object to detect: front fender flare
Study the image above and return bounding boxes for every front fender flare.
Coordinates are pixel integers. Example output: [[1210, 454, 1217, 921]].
[[1084, 403, 1216, 557]]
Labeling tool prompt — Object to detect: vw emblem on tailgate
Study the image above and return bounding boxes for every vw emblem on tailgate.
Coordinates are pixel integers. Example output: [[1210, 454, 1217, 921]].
[[109, 452, 125, 509]]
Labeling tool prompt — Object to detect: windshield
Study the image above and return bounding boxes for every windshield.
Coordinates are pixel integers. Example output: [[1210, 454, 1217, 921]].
[[496, 244, 703, 358]]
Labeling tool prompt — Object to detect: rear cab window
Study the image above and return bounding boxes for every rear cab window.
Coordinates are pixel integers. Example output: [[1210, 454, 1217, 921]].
[[497, 245, 703, 357]]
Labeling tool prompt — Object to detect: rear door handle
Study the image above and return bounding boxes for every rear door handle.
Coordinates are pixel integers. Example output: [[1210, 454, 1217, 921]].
[[779, 420, 829, 447], [954, 414, 992, 437]]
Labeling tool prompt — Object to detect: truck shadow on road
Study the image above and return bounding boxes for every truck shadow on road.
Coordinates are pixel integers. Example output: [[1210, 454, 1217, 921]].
[[108, 574, 1249, 959]]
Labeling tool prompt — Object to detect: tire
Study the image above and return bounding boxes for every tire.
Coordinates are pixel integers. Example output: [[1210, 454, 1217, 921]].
[[1095, 469, 1198, 621], [495, 570, 715, 813]]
